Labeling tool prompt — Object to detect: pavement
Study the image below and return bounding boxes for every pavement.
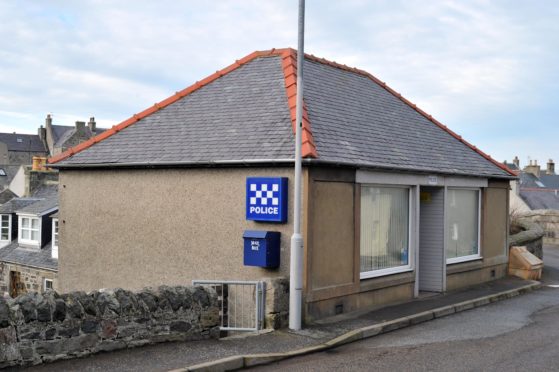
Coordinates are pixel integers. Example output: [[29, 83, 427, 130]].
[[181, 277, 540, 371], [24, 273, 540, 372]]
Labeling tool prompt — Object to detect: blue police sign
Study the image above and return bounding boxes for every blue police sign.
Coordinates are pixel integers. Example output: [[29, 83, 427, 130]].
[[246, 177, 288, 223]]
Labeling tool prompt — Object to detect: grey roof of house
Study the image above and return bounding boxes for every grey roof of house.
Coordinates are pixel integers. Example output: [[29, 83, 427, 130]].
[[16, 195, 58, 216], [0, 189, 17, 205], [0, 133, 47, 152], [0, 241, 57, 270], [55, 53, 511, 178], [519, 190, 559, 210], [52, 125, 107, 148], [539, 174, 559, 189], [519, 172, 544, 188], [0, 198, 42, 214], [504, 162, 519, 171], [0, 165, 22, 190], [51, 125, 72, 144]]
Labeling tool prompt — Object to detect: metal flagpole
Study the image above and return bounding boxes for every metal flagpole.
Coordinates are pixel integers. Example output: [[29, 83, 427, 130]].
[[289, 0, 305, 331]]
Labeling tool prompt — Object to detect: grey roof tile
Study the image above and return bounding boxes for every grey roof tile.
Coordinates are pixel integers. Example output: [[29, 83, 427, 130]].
[[57, 52, 510, 178], [0, 189, 17, 204], [0, 133, 46, 152], [539, 174, 559, 189], [61, 56, 293, 165], [0, 165, 22, 190], [520, 190, 559, 210], [0, 241, 57, 270], [17, 195, 58, 215], [0, 198, 41, 214]]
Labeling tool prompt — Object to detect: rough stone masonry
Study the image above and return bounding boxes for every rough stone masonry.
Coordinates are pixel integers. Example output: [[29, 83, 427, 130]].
[[0, 285, 220, 367]]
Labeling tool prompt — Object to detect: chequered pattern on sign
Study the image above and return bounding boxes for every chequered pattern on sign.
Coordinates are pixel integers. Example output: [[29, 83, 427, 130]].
[[249, 183, 279, 206]]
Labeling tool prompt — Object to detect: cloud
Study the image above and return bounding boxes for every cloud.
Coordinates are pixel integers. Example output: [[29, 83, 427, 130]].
[[0, 0, 557, 164]]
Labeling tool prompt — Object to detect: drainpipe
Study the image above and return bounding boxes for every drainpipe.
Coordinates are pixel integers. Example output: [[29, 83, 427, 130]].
[[289, 0, 305, 331]]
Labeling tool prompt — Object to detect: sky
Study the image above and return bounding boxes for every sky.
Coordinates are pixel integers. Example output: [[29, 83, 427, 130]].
[[0, 0, 557, 167]]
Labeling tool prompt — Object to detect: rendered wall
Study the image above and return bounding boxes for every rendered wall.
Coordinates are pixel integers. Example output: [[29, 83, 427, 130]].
[[58, 168, 297, 292]]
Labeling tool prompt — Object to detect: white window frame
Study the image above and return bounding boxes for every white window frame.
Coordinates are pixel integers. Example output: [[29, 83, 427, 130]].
[[446, 187, 482, 265], [360, 184, 414, 280], [0, 214, 11, 242], [52, 218, 59, 259], [44, 278, 53, 291], [18, 214, 41, 247]]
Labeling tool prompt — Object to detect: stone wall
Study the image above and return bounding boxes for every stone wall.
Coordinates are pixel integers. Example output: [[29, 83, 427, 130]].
[[516, 210, 559, 246], [0, 285, 219, 368], [509, 218, 545, 259], [0, 262, 57, 297]]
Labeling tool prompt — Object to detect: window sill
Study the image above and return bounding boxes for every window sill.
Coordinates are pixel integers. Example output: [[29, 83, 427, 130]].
[[360, 266, 413, 280], [446, 255, 482, 265]]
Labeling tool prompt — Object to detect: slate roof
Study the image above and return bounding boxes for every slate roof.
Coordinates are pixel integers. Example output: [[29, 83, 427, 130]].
[[504, 162, 519, 171], [0, 189, 17, 205], [0, 165, 22, 190], [0, 241, 57, 270], [0, 198, 41, 214], [52, 125, 107, 148], [50, 49, 514, 179], [539, 174, 559, 189], [16, 194, 57, 216], [0, 133, 46, 152], [520, 172, 545, 188], [520, 190, 559, 210]]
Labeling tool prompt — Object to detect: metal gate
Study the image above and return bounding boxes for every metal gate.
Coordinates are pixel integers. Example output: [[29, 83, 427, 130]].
[[192, 280, 265, 332]]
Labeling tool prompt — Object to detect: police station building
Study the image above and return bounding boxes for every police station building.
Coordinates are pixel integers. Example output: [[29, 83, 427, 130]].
[[49, 49, 515, 324]]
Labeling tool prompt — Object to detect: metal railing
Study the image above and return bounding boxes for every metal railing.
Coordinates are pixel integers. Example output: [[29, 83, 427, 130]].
[[192, 280, 265, 332]]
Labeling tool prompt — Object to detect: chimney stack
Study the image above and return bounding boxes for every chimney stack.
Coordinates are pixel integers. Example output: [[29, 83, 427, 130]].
[[75, 121, 86, 134], [513, 156, 519, 168], [38, 125, 46, 142], [547, 159, 555, 175], [45, 114, 52, 128], [87, 116, 96, 132], [524, 159, 541, 178]]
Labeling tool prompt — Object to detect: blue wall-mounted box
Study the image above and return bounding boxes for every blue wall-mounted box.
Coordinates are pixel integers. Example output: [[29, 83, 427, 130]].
[[243, 230, 281, 268], [246, 177, 288, 223]]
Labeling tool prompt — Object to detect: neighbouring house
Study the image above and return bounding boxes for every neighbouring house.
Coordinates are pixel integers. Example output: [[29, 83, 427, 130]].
[[0, 132, 48, 166], [49, 48, 515, 323], [0, 188, 58, 297], [41, 114, 106, 156], [0, 115, 104, 200], [505, 157, 559, 245]]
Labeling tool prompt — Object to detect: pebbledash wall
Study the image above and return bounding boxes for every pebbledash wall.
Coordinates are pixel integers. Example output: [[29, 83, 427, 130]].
[[58, 167, 294, 328], [58, 165, 510, 324], [0, 285, 219, 367]]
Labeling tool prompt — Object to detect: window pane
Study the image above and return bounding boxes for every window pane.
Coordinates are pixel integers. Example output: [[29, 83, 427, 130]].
[[446, 189, 479, 259], [31, 230, 39, 241], [360, 187, 409, 273], [1, 232, 8, 240], [31, 219, 39, 229], [1, 215, 9, 227], [22, 218, 29, 228], [22, 230, 30, 239]]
